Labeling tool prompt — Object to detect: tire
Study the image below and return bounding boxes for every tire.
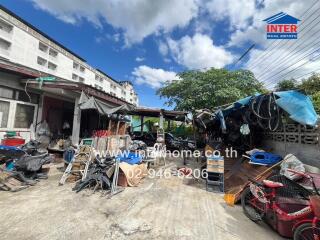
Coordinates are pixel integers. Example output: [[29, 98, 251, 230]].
[[241, 186, 264, 222], [294, 223, 320, 240]]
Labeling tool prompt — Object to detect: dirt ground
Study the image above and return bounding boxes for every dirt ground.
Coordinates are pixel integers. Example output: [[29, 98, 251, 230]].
[[0, 158, 285, 240]]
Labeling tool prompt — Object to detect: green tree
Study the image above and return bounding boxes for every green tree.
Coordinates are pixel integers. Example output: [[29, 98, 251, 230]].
[[276, 78, 298, 91], [311, 92, 320, 113], [298, 73, 320, 113], [157, 68, 264, 111], [299, 73, 320, 95]]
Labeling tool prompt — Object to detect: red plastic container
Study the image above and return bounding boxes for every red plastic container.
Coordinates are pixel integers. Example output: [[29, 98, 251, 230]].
[[1, 138, 25, 146]]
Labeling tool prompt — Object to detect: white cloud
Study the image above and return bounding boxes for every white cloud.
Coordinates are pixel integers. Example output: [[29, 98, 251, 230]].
[[206, 0, 256, 30], [158, 41, 169, 56], [212, 0, 320, 88], [30, 0, 200, 45], [166, 33, 234, 69], [132, 65, 179, 89], [135, 57, 145, 62], [226, 0, 308, 47]]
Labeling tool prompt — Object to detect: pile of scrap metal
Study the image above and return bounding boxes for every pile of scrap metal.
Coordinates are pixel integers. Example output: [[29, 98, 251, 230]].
[[0, 140, 54, 192], [194, 90, 319, 204], [194, 90, 318, 151], [62, 140, 148, 196], [72, 153, 148, 196], [72, 155, 114, 194]]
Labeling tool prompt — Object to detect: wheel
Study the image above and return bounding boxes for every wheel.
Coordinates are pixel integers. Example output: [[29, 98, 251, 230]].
[[294, 223, 320, 240], [241, 186, 265, 222]]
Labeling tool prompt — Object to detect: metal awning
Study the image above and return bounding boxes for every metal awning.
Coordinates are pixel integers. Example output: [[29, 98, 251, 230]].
[[127, 107, 188, 121], [79, 91, 135, 115]]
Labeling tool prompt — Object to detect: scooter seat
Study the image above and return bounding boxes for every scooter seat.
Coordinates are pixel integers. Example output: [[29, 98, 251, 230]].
[[262, 180, 284, 188]]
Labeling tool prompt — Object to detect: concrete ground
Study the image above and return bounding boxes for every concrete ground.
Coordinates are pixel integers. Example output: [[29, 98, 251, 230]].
[[0, 158, 286, 240]]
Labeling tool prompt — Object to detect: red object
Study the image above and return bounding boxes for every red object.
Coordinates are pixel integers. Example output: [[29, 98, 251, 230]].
[[92, 130, 111, 138], [244, 174, 320, 238], [263, 180, 284, 188], [1, 138, 25, 146]]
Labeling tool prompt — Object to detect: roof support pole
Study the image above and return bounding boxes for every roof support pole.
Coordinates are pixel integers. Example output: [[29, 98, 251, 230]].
[[116, 115, 120, 135], [72, 97, 81, 145], [159, 110, 164, 129], [140, 116, 144, 134]]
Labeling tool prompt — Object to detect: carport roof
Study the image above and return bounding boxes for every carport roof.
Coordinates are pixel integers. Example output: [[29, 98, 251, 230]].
[[127, 107, 188, 121]]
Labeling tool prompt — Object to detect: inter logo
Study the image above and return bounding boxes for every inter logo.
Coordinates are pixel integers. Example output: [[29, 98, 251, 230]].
[[263, 12, 300, 40]]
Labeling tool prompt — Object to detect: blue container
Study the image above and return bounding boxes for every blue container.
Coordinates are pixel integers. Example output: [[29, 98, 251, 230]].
[[63, 149, 75, 163], [250, 152, 282, 166], [5, 161, 14, 171], [118, 152, 142, 165]]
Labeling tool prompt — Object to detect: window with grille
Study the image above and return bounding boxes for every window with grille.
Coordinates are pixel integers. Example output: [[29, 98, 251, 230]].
[[0, 100, 10, 128], [37, 56, 47, 66], [48, 62, 57, 70], [38, 42, 48, 52], [14, 103, 35, 128]]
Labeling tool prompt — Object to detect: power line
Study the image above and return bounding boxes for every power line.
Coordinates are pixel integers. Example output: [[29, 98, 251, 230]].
[[271, 68, 320, 91], [250, 7, 319, 72], [263, 50, 320, 88], [256, 12, 320, 80], [234, 44, 255, 65], [257, 27, 320, 80], [295, 67, 320, 80], [248, 0, 319, 70]]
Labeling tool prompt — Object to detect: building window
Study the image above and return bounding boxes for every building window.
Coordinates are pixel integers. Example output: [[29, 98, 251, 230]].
[[37, 56, 47, 66], [72, 73, 78, 80], [38, 42, 48, 52], [95, 75, 100, 81], [99, 77, 103, 82], [17, 92, 38, 104], [49, 48, 58, 57], [14, 104, 35, 128], [80, 66, 85, 73], [0, 87, 14, 99], [48, 62, 57, 70], [0, 38, 11, 50], [0, 100, 10, 128], [73, 62, 79, 69], [0, 19, 13, 34], [79, 77, 84, 82]]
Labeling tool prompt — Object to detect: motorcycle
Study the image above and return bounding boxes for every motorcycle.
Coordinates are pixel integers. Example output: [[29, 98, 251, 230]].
[[241, 169, 320, 239]]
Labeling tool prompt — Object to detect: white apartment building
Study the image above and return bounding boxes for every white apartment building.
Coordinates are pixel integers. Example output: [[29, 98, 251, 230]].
[[0, 5, 138, 106]]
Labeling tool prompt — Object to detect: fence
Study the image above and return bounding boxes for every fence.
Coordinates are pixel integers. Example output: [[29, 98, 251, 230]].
[[264, 123, 319, 145]]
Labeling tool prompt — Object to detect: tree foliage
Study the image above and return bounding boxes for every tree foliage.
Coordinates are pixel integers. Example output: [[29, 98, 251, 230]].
[[157, 68, 264, 111], [277, 73, 320, 113], [299, 73, 320, 95], [276, 78, 298, 91]]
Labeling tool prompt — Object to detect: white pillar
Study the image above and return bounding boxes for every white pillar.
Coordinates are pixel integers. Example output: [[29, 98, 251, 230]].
[[72, 97, 81, 145], [159, 111, 164, 129], [36, 94, 44, 125]]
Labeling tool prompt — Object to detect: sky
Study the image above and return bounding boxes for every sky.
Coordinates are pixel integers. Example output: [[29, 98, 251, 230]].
[[2, 0, 320, 108]]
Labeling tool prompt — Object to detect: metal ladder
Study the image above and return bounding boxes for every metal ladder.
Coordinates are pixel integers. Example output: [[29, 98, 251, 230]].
[[59, 139, 94, 185]]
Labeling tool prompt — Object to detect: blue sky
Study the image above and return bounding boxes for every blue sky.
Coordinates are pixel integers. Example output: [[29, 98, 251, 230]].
[[2, 0, 319, 108]]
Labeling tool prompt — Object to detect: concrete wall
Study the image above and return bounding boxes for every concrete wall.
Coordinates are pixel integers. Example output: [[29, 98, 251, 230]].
[[0, 9, 139, 106], [262, 124, 320, 168], [262, 140, 320, 168]]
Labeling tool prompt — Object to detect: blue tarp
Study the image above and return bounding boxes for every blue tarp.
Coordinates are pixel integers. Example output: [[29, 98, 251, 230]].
[[220, 91, 318, 126], [215, 109, 226, 133], [274, 90, 318, 126], [118, 152, 142, 165], [222, 93, 261, 116]]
